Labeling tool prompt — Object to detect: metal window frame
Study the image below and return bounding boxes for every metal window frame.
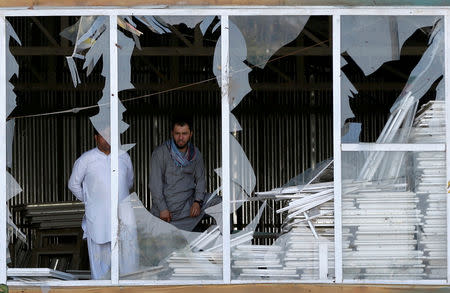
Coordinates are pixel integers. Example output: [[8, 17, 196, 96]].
[[221, 14, 231, 284], [109, 15, 120, 285], [0, 6, 447, 287], [332, 13, 342, 283], [0, 15, 7, 286]]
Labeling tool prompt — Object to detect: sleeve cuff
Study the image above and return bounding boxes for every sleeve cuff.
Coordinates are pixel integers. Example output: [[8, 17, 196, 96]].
[[194, 192, 205, 202], [156, 199, 168, 211]]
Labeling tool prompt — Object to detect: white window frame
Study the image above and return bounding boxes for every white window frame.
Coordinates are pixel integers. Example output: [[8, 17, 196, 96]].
[[0, 6, 448, 287]]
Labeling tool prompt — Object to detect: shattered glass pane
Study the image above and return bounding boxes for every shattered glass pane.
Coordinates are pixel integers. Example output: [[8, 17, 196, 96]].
[[117, 15, 223, 280], [213, 20, 252, 111], [231, 16, 309, 69], [341, 15, 445, 144], [229, 16, 334, 281], [6, 16, 113, 281], [5, 19, 24, 269]]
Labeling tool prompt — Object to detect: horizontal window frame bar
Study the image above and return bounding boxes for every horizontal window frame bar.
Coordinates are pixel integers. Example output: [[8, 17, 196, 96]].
[[342, 279, 448, 285], [341, 143, 446, 152], [0, 7, 448, 16]]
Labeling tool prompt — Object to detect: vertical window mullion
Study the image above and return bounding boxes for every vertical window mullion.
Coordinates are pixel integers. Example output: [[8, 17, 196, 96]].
[[109, 14, 119, 285], [445, 11, 450, 285], [0, 15, 6, 285], [221, 14, 231, 284], [332, 13, 343, 284]]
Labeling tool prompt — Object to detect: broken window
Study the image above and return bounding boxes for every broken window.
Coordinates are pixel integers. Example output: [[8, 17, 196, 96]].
[[227, 15, 334, 281], [0, 9, 449, 286], [115, 15, 223, 280], [341, 15, 444, 143], [6, 16, 112, 281], [340, 15, 447, 281]]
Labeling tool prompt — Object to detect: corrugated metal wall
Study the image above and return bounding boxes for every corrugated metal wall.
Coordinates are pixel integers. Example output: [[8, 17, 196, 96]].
[[9, 96, 332, 223], [7, 16, 336, 244]]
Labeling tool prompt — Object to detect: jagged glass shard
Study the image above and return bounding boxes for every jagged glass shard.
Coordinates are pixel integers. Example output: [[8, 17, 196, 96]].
[[342, 123, 362, 143], [231, 16, 309, 69], [341, 70, 357, 127], [120, 143, 136, 154], [158, 16, 205, 28], [5, 20, 24, 251], [118, 16, 142, 36], [283, 158, 333, 188], [204, 204, 223, 231], [132, 33, 142, 50], [136, 16, 171, 34], [83, 29, 107, 76], [230, 113, 243, 132], [230, 134, 256, 195], [71, 22, 134, 150], [6, 21, 21, 46], [214, 134, 256, 204], [118, 31, 135, 92], [6, 82, 16, 118], [6, 119, 14, 168], [436, 79, 444, 100], [212, 21, 220, 33], [6, 21, 20, 122], [66, 56, 81, 88], [397, 16, 439, 50], [6, 46, 18, 80], [60, 16, 96, 44], [6, 41, 18, 80], [392, 20, 444, 112], [214, 169, 251, 204], [213, 21, 252, 111], [204, 201, 265, 250], [342, 16, 397, 76], [342, 16, 438, 76], [200, 16, 216, 35], [241, 201, 266, 233], [134, 16, 214, 39], [121, 193, 190, 272], [76, 16, 108, 47], [6, 171, 22, 201]]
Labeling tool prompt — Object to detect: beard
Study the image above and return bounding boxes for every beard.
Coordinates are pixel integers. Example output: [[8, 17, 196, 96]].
[[175, 140, 188, 149]]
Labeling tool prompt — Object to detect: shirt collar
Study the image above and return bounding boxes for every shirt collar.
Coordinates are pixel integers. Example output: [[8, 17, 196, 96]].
[[95, 147, 110, 157]]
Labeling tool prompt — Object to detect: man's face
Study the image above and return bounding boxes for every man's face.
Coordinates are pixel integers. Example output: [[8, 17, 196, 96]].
[[172, 124, 192, 150], [95, 133, 111, 154]]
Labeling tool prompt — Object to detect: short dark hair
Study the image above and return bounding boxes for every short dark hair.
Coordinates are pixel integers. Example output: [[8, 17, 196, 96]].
[[172, 116, 193, 132]]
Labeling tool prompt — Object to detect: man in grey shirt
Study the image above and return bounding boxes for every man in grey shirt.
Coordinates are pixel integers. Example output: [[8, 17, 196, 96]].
[[149, 117, 207, 231]]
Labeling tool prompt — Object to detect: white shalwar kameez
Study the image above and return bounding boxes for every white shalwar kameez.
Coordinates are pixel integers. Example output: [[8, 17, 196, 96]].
[[68, 148, 139, 279]]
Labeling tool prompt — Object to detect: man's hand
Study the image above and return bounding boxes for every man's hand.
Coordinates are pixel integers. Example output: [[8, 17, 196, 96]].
[[160, 209, 171, 222], [190, 202, 201, 217]]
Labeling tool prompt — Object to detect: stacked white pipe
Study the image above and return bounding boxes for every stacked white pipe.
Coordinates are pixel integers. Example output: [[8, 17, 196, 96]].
[[411, 101, 446, 279], [342, 100, 446, 280]]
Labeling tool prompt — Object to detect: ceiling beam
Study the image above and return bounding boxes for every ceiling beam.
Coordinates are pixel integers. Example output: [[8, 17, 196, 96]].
[[12, 81, 409, 91], [10, 46, 429, 57]]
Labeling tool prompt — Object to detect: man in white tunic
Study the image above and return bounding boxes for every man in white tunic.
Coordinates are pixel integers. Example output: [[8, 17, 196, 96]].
[[68, 129, 137, 279]]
